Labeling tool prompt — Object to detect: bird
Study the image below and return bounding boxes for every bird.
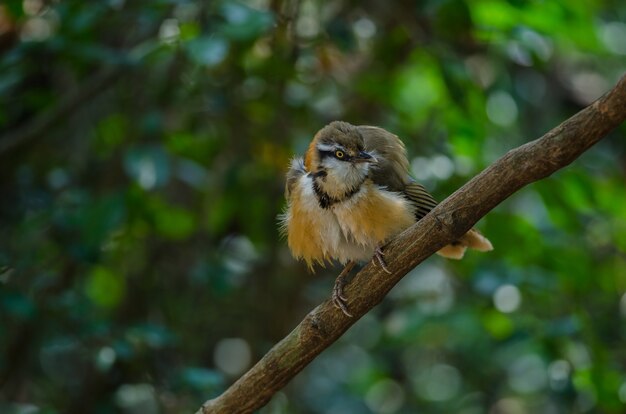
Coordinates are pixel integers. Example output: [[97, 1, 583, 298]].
[[280, 121, 492, 316]]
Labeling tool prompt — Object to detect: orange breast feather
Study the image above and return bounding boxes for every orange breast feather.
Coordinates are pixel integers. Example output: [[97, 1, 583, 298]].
[[334, 182, 415, 246], [286, 184, 331, 269]]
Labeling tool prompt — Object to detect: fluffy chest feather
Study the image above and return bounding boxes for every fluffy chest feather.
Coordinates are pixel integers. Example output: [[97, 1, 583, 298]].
[[283, 174, 415, 267]]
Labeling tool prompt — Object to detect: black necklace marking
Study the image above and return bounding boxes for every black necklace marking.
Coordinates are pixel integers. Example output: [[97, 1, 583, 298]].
[[310, 172, 363, 209]]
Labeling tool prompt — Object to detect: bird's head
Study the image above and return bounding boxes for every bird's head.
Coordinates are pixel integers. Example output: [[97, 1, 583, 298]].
[[305, 121, 377, 198]]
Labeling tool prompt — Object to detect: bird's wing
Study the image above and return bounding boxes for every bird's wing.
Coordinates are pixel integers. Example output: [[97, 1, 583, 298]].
[[403, 181, 438, 220], [358, 125, 438, 220], [285, 157, 307, 198], [358, 125, 410, 192]]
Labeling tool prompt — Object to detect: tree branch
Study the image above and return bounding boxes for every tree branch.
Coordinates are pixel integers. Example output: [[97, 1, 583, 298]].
[[197, 73, 626, 414]]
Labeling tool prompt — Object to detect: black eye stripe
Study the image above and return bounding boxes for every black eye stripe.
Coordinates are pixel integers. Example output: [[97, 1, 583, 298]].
[[317, 148, 352, 161]]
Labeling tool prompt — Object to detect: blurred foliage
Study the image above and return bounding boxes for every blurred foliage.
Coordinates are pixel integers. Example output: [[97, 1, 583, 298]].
[[1, 0, 626, 413]]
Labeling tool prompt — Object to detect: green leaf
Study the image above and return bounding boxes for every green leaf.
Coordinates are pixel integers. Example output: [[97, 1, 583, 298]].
[[482, 310, 514, 339], [153, 203, 196, 240], [179, 21, 201, 41], [85, 266, 125, 309], [471, 0, 519, 31], [95, 113, 129, 154], [4, 0, 25, 19], [393, 54, 448, 127]]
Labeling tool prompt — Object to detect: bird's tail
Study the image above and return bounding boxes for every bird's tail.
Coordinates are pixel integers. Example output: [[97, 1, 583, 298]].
[[436, 229, 493, 260]]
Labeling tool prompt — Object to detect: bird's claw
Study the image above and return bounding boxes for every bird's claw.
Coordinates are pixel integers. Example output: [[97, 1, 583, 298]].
[[332, 280, 352, 317], [332, 262, 355, 317], [372, 246, 392, 274], [334, 284, 347, 302]]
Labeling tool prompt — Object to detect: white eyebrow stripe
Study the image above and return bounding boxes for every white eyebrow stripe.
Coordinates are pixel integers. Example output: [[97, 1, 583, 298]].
[[317, 143, 337, 152]]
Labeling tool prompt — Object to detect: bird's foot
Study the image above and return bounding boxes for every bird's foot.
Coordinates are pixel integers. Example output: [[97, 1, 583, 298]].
[[332, 261, 356, 317], [372, 245, 392, 274]]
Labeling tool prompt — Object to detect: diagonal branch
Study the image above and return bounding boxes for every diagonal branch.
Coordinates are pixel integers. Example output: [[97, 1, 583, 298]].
[[197, 73, 626, 414]]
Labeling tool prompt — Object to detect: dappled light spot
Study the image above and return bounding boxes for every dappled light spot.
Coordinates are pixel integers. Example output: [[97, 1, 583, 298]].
[[295, 55, 321, 83], [493, 284, 521, 313], [214, 338, 252, 377], [353, 17, 376, 39], [285, 81, 312, 106], [115, 384, 159, 414], [186, 36, 229, 67], [365, 379, 405, 414], [507, 42, 532, 67], [599, 21, 626, 55], [489, 398, 525, 414], [465, 55, 496, 89], [312, 90, 343, 118], [392, 264, 455, 315], [47, 167, 69, 190], [569, 72, 609, 105], [413, 363, 461, 402], [566, 342, 592, 370], [548, 359, 571, 391], [176, 158, 210, 189], [23, 0, 43, 16], [486, 91, 518, 127], [296, 2, 320, 38], [21, 16, 54, 41], [430, 155, 455, 180], [123, 145, 171, 190], [410, 155, 455, 182], [221, 235, 259, 277], [158, 18, 180, 43], [519, 29, 553, 62], [508, 354, 547, 393], [96, 347, 117, 373], [453, 155, 474, 176], [384, 311, 409, 336], [137, 159, 158, 189]]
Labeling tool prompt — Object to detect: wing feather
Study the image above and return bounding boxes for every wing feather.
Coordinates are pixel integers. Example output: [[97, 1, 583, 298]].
[[404, 181, 438, 220], [357, 125, 410, 192], [357, 125, 438, 220]]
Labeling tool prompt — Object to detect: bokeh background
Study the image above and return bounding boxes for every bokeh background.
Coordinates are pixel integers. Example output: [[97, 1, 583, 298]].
[[1, 0, 626, 413]]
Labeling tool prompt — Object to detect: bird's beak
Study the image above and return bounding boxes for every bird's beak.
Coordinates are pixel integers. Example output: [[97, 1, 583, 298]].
[[353, 151, 377, 164]]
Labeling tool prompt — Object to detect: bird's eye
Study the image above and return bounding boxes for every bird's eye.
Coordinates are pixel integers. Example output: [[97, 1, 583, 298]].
[[335, 150, 345, 159]]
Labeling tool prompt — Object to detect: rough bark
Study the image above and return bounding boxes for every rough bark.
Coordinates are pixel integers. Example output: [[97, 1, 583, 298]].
[[197, 73, 626, 414]]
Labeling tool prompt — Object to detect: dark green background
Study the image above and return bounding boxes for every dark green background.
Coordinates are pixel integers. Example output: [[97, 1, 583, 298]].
[[1, 0, 626, 413]]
